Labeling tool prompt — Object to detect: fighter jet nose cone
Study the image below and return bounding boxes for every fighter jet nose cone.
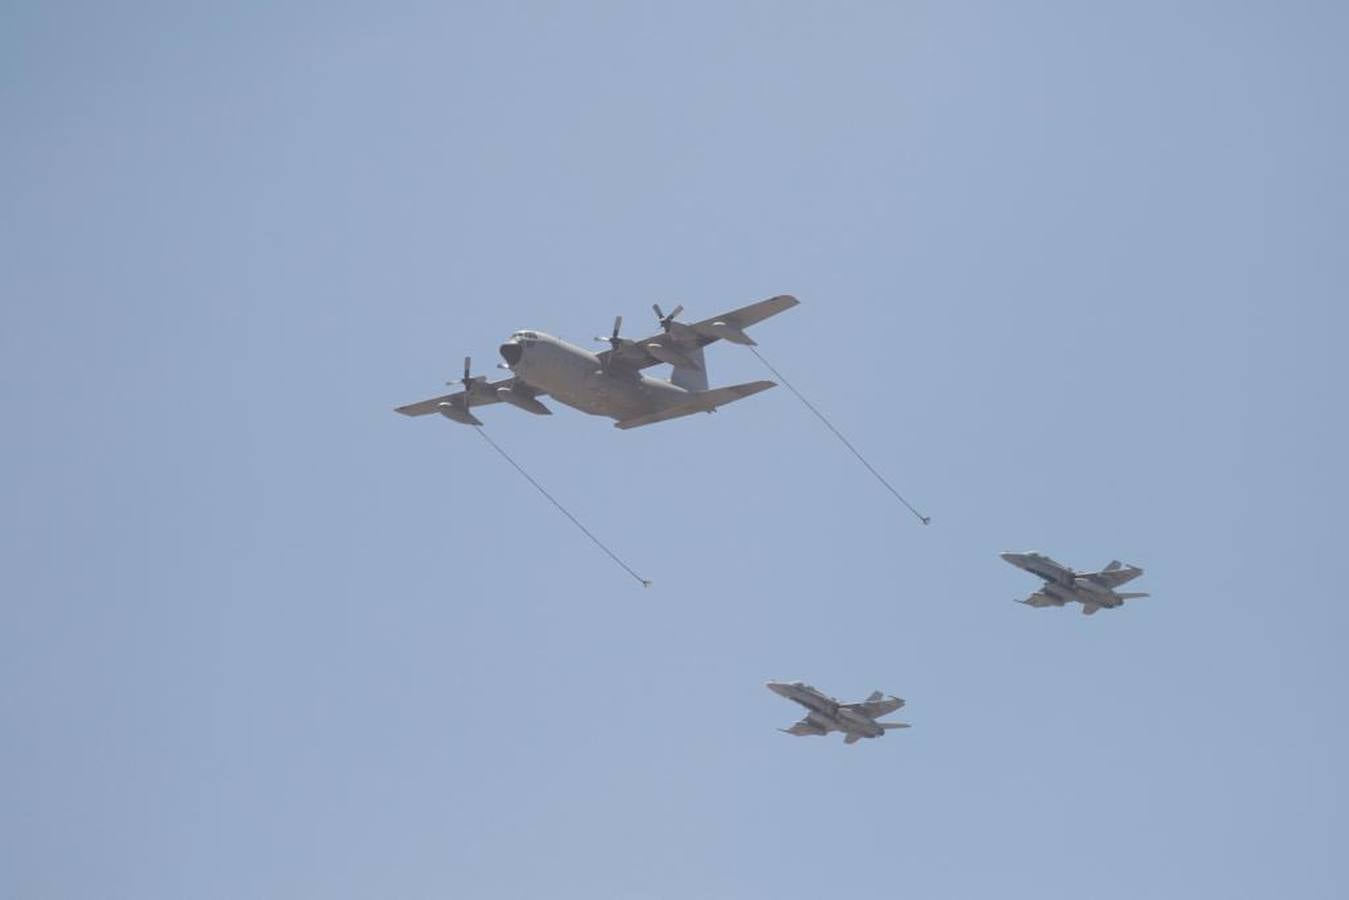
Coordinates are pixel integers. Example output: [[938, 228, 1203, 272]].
[[499, 342, 523, 366]]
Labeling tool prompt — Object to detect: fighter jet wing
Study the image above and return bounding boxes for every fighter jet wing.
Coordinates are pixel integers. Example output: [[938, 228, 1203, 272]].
[[843, 691, 904, 719], [598, 295, 799, 372], [845, 698, 905, 719], [394, 377, 546, 416], [1094, 562, 1144, 587], [1016, 591, 1062, 608], [843, 733, 862, 745], [782, 717, 825, 736]]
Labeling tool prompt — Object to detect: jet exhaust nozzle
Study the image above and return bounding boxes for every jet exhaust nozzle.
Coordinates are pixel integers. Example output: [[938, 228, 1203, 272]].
[[499, 342, 523, 366]]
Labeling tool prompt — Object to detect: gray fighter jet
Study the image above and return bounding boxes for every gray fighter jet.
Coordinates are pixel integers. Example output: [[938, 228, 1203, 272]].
[[396, 295, 798, 430], [766, 681, 910, 745], [1001, 551, 1149, 615]]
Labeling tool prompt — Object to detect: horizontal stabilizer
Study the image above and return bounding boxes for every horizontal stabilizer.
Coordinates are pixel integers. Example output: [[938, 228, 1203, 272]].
[[843, 733, 862, 745], [614, 380, 776, 429], [1081, 603, 1100, 615]]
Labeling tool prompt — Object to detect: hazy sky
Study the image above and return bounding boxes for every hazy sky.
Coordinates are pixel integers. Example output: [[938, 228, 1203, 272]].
[[4, 2, 1347, 898]]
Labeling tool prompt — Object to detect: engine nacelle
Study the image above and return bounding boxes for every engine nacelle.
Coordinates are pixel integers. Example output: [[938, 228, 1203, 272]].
[[496, 387, 551, 416], [836, 708, 873, 732]]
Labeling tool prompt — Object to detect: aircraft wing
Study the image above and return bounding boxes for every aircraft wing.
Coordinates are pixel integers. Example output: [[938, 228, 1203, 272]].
[[1095, 563, 1144, 587], [598, 295, 799, 372], [1016, 591, 1062, 608], [395, 377, 546, 419], [844, 695, 904, 719], [782, 717, 826, 736], [688, 293, 800, 337], [1036, 556, 1078, 585]]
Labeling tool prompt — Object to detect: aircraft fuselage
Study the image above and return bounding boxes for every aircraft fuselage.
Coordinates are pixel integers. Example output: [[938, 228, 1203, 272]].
[[766, 681, 889, 740], [1002, 551, 1144, 613], [499, 331, 691, 422]]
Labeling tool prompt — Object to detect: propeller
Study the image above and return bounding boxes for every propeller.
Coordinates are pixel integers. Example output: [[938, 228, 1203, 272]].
[[652, 303, 684, 331], [447, 356, 485, 408], [594, 315, 625, 348], [594, 317, 635, 371]]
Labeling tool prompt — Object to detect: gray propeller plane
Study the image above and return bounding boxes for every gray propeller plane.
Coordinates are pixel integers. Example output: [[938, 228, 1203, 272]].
[[395, 295, 799, 430], [767, 681, 910, 745], [1001, 551, 1149, 615]]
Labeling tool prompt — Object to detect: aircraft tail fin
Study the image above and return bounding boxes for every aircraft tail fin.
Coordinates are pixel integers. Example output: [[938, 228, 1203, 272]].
[[669, 345, 708, 392], [1103, 560, 1123, 571]]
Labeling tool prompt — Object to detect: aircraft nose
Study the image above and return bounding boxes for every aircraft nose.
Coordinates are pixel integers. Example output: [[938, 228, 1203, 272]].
[[499, 341, 523, 366]]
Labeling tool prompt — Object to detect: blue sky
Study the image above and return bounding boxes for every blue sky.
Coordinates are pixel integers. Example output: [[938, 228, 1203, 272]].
[[3, 2, 1346, 897]]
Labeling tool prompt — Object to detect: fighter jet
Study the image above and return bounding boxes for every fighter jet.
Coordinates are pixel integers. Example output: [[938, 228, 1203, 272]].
[[395, 295, 798, 430], [766, 681, 910, 745], [1001, 551, 1149, 615]]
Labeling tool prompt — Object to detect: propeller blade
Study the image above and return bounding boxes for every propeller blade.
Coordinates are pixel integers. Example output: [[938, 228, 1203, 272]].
[[463, 356, 471, 382], [612, 315, 622, 340], [654, 304, 684, 329]]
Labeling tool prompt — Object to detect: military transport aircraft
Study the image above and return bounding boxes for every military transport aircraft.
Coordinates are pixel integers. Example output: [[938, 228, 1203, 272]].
[[395, 295, 799, 430], [1001, 551, 1149, 615], [767, 681, 910, 745]]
